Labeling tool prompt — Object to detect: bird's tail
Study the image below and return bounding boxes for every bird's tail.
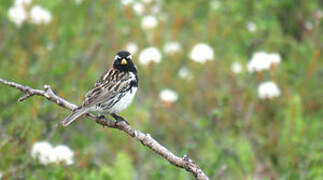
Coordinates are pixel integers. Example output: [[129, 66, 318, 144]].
[[61, 107, 88, 127]]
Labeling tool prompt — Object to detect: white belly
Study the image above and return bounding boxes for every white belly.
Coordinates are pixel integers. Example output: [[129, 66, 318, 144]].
[[107, 87, 137, 113]]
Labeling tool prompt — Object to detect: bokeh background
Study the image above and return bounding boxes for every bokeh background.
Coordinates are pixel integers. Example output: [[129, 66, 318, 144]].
[[0, 0, 322, 179]]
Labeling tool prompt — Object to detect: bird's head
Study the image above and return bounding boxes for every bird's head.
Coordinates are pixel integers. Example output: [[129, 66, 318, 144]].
[[113, 51, 137, 73]]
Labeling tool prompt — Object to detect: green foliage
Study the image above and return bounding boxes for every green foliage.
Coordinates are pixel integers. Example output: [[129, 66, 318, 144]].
[[106, 152, 135, 180], [0, 0, 322, 179]]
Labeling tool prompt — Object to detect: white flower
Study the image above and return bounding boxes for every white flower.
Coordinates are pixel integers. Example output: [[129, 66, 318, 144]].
[[160, 89, 178, 103], [133, 2, 144, 15], [247, 51, 271, 72], [268, 53, 281, 65], [30, 5, 52, 25], [178, 67, 192, 80], [141, 15, 158, 30], [189, 43, 214, 63], [53, 145, 74, 165], [31, 141, 56, 165], [138, 46, 161, 65], [231, 62, 242, 74], [8, 5, 27, 27], [314, 10, 323, 19], [141, 0, 153, 4], [0, 171, 2, 179], [246, 21, 257, 32], [31, 141, 74, 165], [47, 42, 54, 51], [257, 81, 281, 99], [121, 0, 133, 6], [305, 21, 313, 30], [210, 0, 221, 10], [15, 0, 32, 7], [247, 51, 281, 72], [163, 41, 181, 55], [125, 42, 138, 55], [142, 0, 153, 3], [151, 5, 161, 14], [75, 0, 83, 5]]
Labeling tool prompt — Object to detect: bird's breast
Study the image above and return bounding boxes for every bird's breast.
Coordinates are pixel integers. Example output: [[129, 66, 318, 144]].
[[107, 86, 137, 113]]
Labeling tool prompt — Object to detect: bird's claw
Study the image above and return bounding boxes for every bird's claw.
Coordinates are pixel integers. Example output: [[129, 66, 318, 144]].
[[111, 113, 130, 125], [98, 115, 106, 119], [116, 117, 129, 125]]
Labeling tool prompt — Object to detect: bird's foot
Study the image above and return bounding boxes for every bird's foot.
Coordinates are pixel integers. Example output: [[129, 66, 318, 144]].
[[116, 117, 129, 125], [111, 113, 129, 125], [98, 115, 106, 119], [96, 115, 107, 127]]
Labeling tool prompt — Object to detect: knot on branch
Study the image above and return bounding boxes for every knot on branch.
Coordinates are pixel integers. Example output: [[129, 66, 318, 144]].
[[43, 85, 54, 98], [17, 85, 32, 102], [183, 154, 193, 163]]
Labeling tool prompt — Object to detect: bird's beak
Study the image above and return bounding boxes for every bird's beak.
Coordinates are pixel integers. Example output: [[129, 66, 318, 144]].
[[121, 59, 127, 65]]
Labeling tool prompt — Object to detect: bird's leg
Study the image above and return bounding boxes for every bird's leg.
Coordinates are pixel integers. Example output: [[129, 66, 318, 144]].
[[96, 114, 107, 128], [111, 113, 129, 125], [98, 115, 106, 119]]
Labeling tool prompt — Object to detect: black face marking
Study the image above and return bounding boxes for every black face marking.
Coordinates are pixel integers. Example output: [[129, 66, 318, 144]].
[[113, 50, 137, 73], [117, 51, 131, 58], [130, 80, 138, 87]]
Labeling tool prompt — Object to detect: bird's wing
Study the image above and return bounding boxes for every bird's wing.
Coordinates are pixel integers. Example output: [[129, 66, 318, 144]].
[[81, 68, 133, 108]]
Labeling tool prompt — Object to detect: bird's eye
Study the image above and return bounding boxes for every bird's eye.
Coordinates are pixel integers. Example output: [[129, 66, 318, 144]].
[[114, 55, 121, 60]]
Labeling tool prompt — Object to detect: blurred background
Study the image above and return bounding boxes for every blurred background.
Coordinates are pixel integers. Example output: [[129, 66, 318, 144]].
[[0, 0, 322, 179]]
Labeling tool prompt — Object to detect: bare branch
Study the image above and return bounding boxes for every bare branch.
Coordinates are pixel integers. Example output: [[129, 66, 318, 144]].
[[0, 78, 209, 180]]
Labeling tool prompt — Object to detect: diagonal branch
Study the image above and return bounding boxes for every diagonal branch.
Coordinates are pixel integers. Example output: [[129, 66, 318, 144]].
[[0, 78, 209, 180]]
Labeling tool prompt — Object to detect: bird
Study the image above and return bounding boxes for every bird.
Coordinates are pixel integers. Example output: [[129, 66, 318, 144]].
[[61, 50, 138, 127]]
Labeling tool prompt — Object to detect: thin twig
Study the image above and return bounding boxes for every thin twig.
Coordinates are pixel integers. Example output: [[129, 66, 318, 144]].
[[0, 78, 209, 180]]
